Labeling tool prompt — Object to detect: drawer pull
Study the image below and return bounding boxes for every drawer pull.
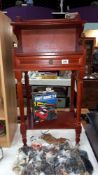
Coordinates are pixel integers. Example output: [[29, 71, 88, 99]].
[[49, 59, 53, 65]]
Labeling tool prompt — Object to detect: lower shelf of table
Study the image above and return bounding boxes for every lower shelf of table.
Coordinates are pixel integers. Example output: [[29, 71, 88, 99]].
[[32, 111, 77, 129]]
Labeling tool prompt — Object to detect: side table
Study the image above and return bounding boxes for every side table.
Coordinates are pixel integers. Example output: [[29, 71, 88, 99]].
[[12, 18, 86, 146]]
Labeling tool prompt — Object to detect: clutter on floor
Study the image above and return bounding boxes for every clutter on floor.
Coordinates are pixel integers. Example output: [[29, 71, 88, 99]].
[[12, 132, 93, 175], [0, 127, 98, 175]]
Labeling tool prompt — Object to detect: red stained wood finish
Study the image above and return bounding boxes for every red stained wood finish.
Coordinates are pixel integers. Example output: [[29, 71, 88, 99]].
[[12, 18, 86, 146]]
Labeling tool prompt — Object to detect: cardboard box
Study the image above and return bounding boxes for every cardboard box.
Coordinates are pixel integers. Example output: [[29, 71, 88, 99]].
[[32, 90, 57, 123]]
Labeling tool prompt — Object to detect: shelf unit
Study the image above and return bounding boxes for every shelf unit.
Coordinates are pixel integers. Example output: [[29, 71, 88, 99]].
[[0, 12, 17, 147]]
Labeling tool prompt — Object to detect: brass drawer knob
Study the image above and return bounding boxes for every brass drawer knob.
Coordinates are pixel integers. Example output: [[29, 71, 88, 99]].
[[49, 59, 53, 65]]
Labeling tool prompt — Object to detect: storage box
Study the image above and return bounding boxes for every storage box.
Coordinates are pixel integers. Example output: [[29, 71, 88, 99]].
[[56, 97, 66, 108], [53, 87, 68, 108], [32, 90, 57, 123], [32, 86, 68, 108]]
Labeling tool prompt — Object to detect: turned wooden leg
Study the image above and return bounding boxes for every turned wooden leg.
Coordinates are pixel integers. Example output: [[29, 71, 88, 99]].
[[70, 71, 75, 112], [15, 71, 27, 146], [76, 124, 82, 145], [24, 72, 31, 128], [75, 72, 83, 144]]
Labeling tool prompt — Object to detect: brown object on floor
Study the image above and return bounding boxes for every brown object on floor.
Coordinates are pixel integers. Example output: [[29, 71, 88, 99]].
[[63, 173, 69, 175], [41, 133, 68, 145]]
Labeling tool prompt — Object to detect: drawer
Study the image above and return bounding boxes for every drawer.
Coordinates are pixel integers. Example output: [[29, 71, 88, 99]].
[[14, 54, 84, 70]]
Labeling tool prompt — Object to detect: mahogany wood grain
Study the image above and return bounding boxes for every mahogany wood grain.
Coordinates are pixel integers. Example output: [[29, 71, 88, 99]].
[[33, 111, 76, 129]]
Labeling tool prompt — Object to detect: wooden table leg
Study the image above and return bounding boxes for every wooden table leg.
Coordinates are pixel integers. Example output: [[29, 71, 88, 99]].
[[70, 71, 75, 112], [24, 72, 31, 129], [75, 71, 83, 144], [15, 71, 27, 146]]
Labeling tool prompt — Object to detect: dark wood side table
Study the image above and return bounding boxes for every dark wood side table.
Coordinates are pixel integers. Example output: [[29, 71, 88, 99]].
[[12, 18, 86, 146]]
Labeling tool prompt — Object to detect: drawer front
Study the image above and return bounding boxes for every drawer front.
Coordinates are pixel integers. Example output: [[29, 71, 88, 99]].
[[14, 54, 84, 70]]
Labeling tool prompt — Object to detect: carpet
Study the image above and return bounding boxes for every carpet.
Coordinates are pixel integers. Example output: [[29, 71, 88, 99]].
[[0, 126, 98, 175]]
